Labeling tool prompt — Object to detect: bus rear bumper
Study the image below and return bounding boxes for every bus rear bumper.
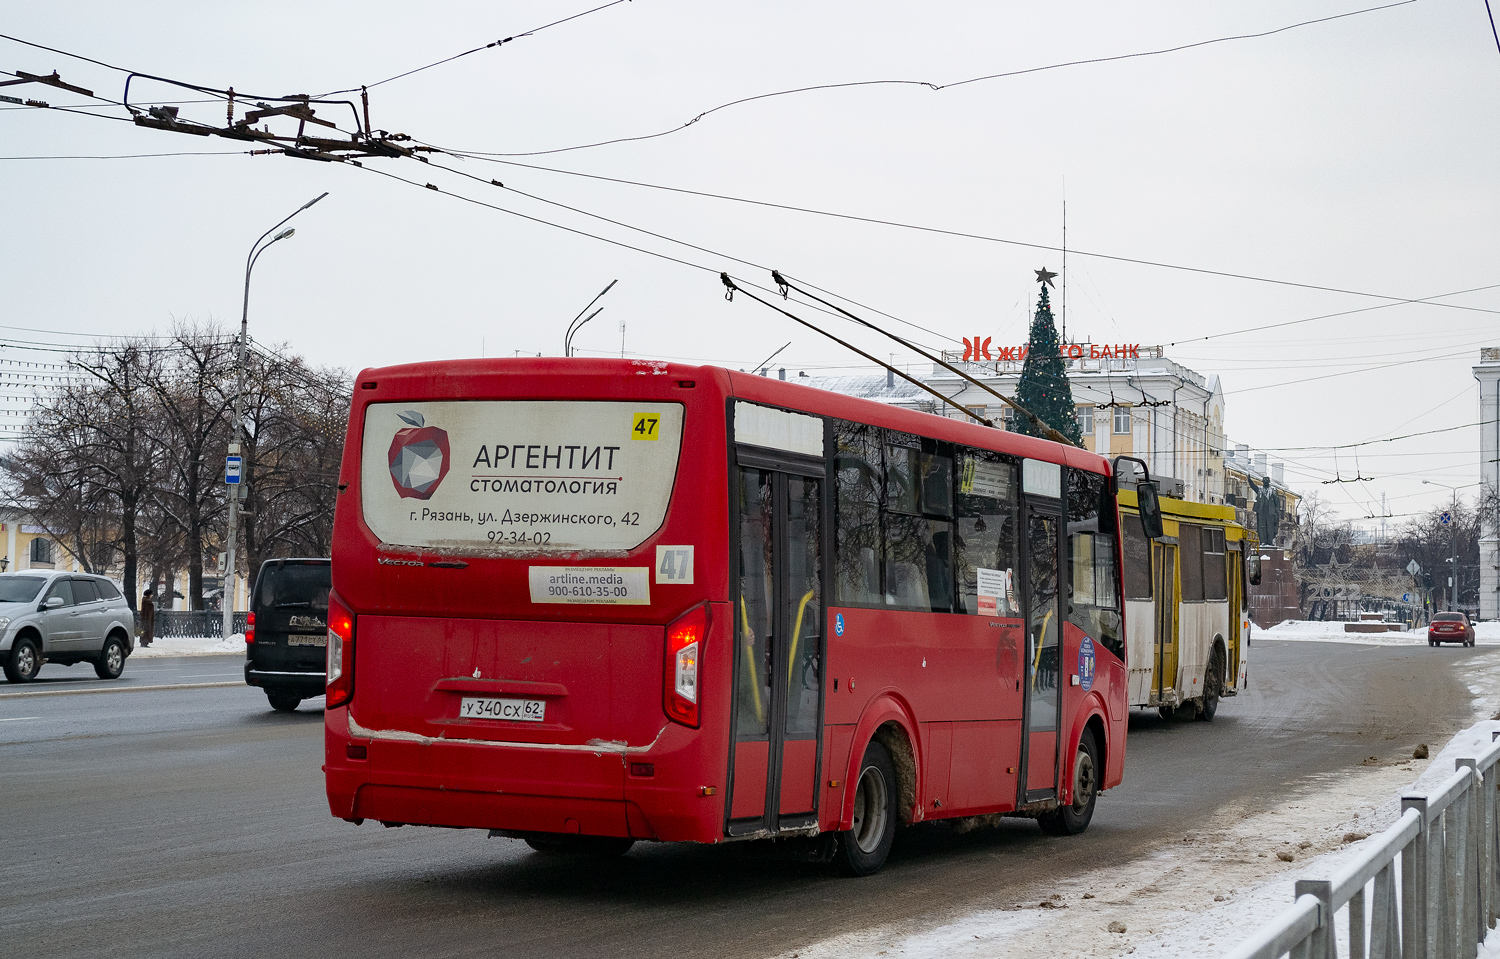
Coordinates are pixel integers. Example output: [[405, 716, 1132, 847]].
[[324, 707, 723, 843]]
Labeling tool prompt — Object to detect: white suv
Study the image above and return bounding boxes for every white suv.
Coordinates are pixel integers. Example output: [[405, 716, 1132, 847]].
[[0, 572, 136, 683]]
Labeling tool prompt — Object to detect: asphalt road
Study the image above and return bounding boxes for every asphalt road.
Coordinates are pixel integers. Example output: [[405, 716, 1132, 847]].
[[0, 640, 1484, 959]]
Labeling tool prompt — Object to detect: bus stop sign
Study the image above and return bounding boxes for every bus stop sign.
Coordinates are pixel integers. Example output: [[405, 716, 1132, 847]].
[[225, 455, 242, 485]]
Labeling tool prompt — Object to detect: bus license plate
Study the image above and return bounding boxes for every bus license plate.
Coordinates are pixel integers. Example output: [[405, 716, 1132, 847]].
[[459, 697, 546, 722], [287, 634, 327, 647]]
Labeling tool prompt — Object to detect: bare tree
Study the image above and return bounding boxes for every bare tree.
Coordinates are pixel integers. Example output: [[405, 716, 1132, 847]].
[[144, 322, 237, 610]]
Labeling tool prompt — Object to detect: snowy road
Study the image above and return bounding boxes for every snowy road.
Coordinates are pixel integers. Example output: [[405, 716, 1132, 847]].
[[0, 640, 1488, 959]]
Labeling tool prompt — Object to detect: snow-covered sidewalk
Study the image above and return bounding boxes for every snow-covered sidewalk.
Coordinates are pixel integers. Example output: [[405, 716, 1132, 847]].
[[131, 634, 247, 658], [1256, 618, 1500, 647]]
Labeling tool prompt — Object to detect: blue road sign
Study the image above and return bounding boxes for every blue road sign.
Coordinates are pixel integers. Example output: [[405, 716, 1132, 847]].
[[1441, 510, 1452, 525], [225, 455, 242, 484]]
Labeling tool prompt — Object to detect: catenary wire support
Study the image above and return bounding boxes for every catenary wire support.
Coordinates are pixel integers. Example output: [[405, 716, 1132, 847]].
[[770, 270, 1078, 447]]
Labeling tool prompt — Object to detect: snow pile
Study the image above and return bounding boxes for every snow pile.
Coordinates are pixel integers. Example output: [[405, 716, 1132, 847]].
[[1257, 619, 1500, 647], [131, 633, 247, 658]]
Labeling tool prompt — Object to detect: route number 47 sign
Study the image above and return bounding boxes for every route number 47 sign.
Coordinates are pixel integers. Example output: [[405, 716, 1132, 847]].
[[657, 545, 693, 584]]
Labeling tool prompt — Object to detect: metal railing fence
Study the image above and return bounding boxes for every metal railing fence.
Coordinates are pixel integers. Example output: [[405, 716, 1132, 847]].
[[138, 610, 248, 638], [1226, 728, 1500, 959]]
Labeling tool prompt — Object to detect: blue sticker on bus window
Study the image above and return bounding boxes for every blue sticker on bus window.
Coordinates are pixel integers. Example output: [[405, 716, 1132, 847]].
[[1078, 635, 1096, 692], [835, 613, 845, 637]]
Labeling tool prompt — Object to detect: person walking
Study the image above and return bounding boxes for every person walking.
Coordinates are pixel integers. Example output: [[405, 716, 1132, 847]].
[[139, 588, 155, 648]]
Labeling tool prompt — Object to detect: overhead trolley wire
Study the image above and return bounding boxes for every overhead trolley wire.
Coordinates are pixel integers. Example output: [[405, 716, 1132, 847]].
[[467, 1, 1416, 156], [314, 0, 633, 97], [424, 146, 1500, 323]]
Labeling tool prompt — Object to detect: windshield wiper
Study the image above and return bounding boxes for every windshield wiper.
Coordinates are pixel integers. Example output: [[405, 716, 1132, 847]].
[[274, 601, 315, 608]]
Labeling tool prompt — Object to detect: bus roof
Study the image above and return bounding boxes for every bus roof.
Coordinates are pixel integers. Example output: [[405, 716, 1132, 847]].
[[351, 357, 1111, 475]]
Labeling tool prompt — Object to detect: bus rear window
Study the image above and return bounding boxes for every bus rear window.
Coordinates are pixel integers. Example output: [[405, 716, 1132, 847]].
[[360, 400, 684, 553]]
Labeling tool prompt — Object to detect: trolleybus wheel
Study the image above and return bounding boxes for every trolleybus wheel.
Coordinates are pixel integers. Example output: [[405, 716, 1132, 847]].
[[523, 835, 635, 858], [1039, 728, 1100, 836], [833, 740, 898, 876], [1197, 645, 1225, 722]]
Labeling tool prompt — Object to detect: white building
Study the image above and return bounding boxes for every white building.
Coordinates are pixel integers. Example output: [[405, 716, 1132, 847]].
[[1476, 347, 1500, 621]]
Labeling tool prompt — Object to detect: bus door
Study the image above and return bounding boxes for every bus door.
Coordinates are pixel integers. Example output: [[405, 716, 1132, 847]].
[[1021, 497, 1064, 801], [1227, 544, 1243, 685], [1155, 540, 1179, 701], [728, 458, 824, 837]]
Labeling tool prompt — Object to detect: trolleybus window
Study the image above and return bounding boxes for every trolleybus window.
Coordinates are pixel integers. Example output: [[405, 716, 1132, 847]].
[[1203, 527, 1227, 601], [833, 422, 882, 606], [1121, 514, 1152, 601], [1179, 523, 1204, 601], [736, 469, 773, 739]]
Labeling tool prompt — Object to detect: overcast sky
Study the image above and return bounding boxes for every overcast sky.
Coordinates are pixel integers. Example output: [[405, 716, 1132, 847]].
[[3, 1, 1497, 524]]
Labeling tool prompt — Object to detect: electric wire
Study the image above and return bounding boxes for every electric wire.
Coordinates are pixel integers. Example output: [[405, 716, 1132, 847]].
[[425, 146, 1500, 321], [314, 0, 632, 97], [468, 1, 1416, 156]]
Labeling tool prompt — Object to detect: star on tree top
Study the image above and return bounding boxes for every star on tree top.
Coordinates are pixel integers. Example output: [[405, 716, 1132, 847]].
[[1035, 267, 1057, 288]]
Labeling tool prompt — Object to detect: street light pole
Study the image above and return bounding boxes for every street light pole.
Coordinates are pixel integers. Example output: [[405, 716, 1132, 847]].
[[1424, 479, 1461, 614], [222, 192, 328, 640]]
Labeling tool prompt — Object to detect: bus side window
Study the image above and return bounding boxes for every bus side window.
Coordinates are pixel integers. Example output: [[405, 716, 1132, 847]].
[[834, 422, 882, 606], [1202, 527, 1227, 600], [883, 436, 953, 613], [1067, 469, 1123, 658], [1179, 524, 1205, 602], [1121, 514, 1152, 601], [955, 450, 1019, 616]]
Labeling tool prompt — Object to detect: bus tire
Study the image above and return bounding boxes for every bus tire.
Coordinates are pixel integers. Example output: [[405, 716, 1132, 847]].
[[1197, 645, 1225, 722], [833, 740, 898, 876], [1039, 728, 1100, 836], [523, 835, 635, 858]]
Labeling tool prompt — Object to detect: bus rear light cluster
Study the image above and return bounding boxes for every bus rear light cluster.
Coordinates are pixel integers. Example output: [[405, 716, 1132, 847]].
[[664, 603, 710, 728], [245, 611, 255, 644], [326, 595, 356, 709]]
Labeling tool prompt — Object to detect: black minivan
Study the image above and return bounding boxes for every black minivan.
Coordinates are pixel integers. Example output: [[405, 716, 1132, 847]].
[[245, 558, 330, 712]]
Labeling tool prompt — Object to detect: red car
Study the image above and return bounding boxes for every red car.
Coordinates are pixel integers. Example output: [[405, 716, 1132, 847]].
[[1428, 612, 1475, 647]]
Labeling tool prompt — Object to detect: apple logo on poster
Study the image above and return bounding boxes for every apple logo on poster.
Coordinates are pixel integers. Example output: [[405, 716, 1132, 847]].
[[388, 410, 450, 500]]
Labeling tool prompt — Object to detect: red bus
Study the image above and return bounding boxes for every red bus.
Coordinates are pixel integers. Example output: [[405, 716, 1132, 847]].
[[324, 358, 1145, 874]]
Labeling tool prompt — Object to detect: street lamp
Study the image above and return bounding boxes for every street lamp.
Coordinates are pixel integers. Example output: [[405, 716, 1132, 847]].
[[564, 279, 617, 357], [1424, 479, 1461, 613], [222, 192, 328, 640]]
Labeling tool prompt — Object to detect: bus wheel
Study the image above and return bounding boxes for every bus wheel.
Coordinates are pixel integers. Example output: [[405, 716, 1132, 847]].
[[1039, 729, 1100, 836], [1197, 646, 1225, 722], [834, 740, 898, 876], [523, 835, 635, 858]]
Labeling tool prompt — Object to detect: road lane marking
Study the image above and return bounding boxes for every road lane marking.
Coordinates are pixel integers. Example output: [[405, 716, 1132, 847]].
[[0, 681, 243, 699], [0, 716, 39, 721]]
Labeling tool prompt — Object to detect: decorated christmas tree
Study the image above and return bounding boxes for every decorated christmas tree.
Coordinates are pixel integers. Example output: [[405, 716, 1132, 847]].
[[1013, 270, 1084, 446]]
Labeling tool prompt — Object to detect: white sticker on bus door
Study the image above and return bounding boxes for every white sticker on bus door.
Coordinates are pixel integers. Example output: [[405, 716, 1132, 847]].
[[360, 400, 684, 553], [655, 545, 694, 584], [528, 567, 651, 605], [976, 567, 1006, 616]]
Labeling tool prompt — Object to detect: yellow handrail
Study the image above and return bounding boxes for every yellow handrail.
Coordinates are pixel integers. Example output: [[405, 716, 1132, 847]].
[[1031, 607, 1054, 691], [787, 589, 817, 686], [739, 596, 764, 724]]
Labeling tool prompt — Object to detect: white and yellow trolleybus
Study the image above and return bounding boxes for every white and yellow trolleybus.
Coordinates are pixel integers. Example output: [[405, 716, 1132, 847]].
[[1117, 490, 1254, 721]]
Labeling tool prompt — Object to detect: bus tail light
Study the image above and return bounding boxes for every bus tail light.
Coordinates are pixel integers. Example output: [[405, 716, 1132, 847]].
[[245, 611, 255, 644], [326, 595, 355, 709], [664, 603, 710, 728]]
